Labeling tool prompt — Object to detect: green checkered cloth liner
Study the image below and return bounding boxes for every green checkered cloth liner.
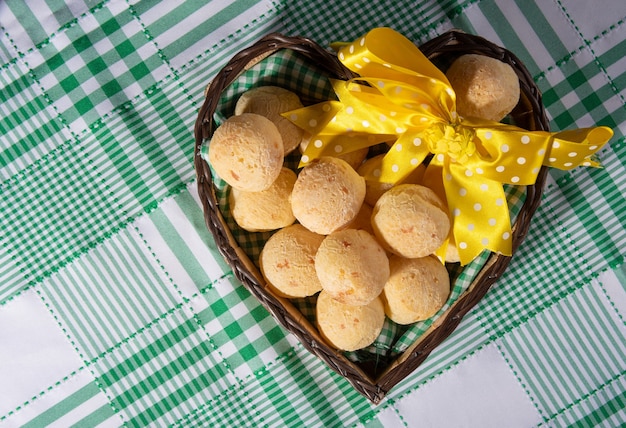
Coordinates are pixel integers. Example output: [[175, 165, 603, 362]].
[[200, 48, 529, 361]]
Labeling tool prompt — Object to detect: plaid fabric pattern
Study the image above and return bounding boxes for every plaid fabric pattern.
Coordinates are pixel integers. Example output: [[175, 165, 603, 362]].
[[198, 274, 296, 380], [498, 283, 626, 419], [1, 0, 625, 427], [93, 306, 237, 427], [1, 143, 123, 293], [0, 59, 72, 180], [27, 2, 169, 133], [41, 227, 182, 360]]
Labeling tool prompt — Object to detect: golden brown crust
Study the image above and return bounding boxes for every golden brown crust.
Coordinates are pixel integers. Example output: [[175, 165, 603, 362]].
[[446, 54, 520, 122], [229, 167, 297, 232], [235, 86, 304, 155], [382, 255, 450, 324], [259, 224, 325, 298], [316, 291, 385, 351], [371, 184, 450, 258], [291, 157, 366, 235], [315, 229, 389, 306], [208, 113, 284, 191]]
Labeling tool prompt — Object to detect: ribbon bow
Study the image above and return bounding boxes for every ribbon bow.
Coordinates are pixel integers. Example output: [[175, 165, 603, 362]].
[[285, 28, 613, 265]]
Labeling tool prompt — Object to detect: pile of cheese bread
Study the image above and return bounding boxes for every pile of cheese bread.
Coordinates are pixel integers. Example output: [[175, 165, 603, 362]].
[[207, 54, 520, 351]]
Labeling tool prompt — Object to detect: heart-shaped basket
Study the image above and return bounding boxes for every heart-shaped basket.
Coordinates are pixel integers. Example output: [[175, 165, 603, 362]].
[[194, 30, 549, 404]]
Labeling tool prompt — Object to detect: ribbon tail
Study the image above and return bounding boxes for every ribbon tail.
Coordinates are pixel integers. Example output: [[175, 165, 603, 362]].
[[545, 126, 613, 169], [470, 126, 550, 185], [444, 163, 513, 265], [373, 130, 432, 183]]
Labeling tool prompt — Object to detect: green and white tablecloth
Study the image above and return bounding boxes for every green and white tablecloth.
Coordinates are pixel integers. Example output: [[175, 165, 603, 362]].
[[1, 1, 625, 427]]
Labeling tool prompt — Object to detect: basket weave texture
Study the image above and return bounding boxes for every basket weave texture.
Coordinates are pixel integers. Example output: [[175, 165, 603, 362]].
[[194, 30, 549, 404]]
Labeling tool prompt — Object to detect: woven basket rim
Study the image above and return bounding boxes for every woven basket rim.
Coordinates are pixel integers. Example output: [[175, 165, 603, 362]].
[[194, 29, 549, 404]]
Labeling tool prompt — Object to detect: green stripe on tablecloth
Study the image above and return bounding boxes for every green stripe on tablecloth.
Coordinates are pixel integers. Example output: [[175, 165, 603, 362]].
[[293, 359, 352, 422], [1, 142, 123, 284], [555, 170, 625, 267], [112, 105, 183, 189], [499, 285, 626, 418], [92, 122, 155, 204], [149, 188, 236, 281], [42, 229, 180, 358], [595, 41, 626, 126], [4, 1, 49, 48], [0, 68, 65, 169], [143, 201, 210, 284], [19, 382, 110, 428], [256, 368, 307, 426], [125, 350, 222, 427], [0, 41, 12, 63], [256, 353, 346, 426], [466, 2, 543, 75], [29, 6, 166, 131], [97, 319, 201, 387], [509, 1, 570, 60], [135, 0, 265, 60], [614, 262, 626, 286], [243, 347, 375, 427], [571, 394, 626, 428], [174, 385, 259, 427], [69, 404, 118, 428], [0, 244, 23, 303], [176, 188, 232, 273], [94, 309, 233, 426], [196, 275, 293, 378]]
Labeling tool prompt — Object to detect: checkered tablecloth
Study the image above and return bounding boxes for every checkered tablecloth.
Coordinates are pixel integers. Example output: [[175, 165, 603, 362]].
[[1, 1, 625, 427]]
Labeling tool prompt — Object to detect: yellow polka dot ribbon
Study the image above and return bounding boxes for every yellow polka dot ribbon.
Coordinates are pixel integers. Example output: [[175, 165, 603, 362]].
[[284, 27, 613, 265]]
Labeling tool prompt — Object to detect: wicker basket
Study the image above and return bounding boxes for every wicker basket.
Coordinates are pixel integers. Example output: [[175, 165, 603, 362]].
[[194, 30, 549, 404]]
